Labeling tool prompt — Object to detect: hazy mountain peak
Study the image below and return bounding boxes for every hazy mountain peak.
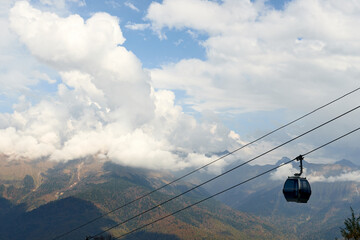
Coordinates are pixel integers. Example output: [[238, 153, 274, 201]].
[[276, 157, 291, 165], [334, 159, 357, 168]]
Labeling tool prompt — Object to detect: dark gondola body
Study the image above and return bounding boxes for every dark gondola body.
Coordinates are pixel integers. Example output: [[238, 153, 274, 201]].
[[283, 176, 311, 203]]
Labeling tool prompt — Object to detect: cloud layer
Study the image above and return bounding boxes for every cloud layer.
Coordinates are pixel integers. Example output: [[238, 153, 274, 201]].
[[308, 170, 360, 183], [1, 0, 359, 171], [0, 1, 241, 170], [146, 0, 360, 164], [147, 0, 360, 113]]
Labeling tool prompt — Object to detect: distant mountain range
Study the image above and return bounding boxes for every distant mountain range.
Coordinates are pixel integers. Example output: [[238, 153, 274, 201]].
[[0, 156, 290, 240], [199, 157, 360, 240], [1, 155, 359, 239]]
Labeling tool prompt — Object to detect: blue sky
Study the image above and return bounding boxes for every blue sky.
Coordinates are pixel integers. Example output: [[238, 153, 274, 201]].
[[68, 0, 293, 134], [0, 0, 359, 170], [70, 0, 208, 68]]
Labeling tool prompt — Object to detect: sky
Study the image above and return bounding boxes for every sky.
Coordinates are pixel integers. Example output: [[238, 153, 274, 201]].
[[0, 0, 359, 172]]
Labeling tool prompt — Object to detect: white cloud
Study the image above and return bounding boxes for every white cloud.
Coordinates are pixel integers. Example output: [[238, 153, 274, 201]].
[[32, 71, 57, 84], [2, 0, 359, 171], [0, 1, 239, 171], [308, 171, 360, 183], [146, 0, 257, 38], [125, 22, 150, 31], [9, 1, 153, 124], [147, 0, 360, 113], [270, 163, 303, 181], [0, 100, 65, 160], [0, 0, 49, 97], [60, 71, 104, 100], [145, 0, 360, 164], [271, 164, 360, 183], [10, 2, 125, 67], [124, 1, 139, 12]]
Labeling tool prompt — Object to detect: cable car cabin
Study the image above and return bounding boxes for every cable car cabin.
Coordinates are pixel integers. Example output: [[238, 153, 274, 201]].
[[283, 176, 311, 203]]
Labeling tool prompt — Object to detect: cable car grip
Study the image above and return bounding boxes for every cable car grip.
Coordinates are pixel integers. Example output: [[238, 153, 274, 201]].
[[294, 155, 304, 177]]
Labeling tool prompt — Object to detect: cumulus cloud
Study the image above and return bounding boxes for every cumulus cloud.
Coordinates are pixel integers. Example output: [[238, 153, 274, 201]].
[[2, 0, 359, 171], [0, 1, 242, 171], [0, 0, 62, 114], [270, 163, 303, 181], [146, 0, 360, 164], [147, 0, 360, 113], [10, 3, 126, 66], [308, 171, 360, 183], [146, 0, 257, 39], [9, 1, 153, 125]]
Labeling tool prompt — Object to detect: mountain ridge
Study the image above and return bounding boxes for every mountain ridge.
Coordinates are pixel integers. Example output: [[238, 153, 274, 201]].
[[200, 157, 360, 240], [0, 157, 290, 240], [1, 155, 359, 239]]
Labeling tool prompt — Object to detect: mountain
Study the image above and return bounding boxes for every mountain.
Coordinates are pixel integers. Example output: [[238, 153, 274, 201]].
[[200, 157, 360, 240], [0, 196, 115, 240], [2, 155, 359, 239], [0, 157, 289, 240], [334, 159, 358, 168]]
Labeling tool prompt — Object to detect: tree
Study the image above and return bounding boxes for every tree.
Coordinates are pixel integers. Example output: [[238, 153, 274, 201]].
[[340, 207, 360, 240]]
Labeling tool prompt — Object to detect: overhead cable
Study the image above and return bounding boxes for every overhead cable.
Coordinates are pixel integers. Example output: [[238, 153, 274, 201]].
[[90, 105, 360, 239], [51, 86, 359, 240], [113, 126, 360, 239]]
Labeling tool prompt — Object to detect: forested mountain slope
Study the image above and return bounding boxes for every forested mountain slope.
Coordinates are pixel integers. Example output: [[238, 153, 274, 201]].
[[0, 157, 289, 240]]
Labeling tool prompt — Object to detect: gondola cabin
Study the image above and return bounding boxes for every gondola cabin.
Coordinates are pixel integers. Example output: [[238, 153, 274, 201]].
[[282, 155, 311, 203], [283, 176, 311, 203]]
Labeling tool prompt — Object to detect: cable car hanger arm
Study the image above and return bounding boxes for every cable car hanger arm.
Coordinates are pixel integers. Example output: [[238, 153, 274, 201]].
[[294, 155, 304, 177]]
